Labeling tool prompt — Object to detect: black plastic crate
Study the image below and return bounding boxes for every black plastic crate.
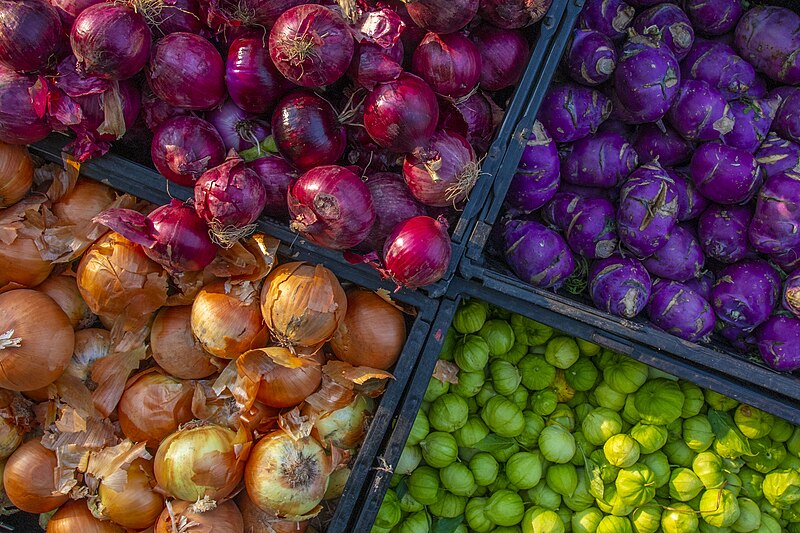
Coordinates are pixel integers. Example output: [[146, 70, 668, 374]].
[[459, 0, 800, 412], [23, 141, 440, 533]]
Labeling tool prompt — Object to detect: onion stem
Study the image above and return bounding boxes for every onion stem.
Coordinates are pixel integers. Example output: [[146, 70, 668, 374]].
[[0, 330, 22, 350], [239, 136, 278, 162]]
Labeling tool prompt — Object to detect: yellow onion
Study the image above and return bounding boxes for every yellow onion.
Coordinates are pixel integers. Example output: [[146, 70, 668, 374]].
[[154, 499, 243, 533], [117, 370, 195, 448], [330, 289, 406, 370], [0, 142, 33, 208], [238, 347, 323, 409], [0, 415, 23, 461], [191, 280, 265, 359], [97, 457, 164, 530], [323, 467, 351, 500], [4, 439, 69, 513], [260, 263, 346, 350], [37, 274, 96, 330], [0, 232, 54, 288], [305, 394, 373, 450], [46, 499, 125, 533], [244, 430, 332, 517], [76, 232, 169, 325], [151, 306, 221, 379], [52, 179, 117, 226], [65, 328, 111, 385], [237, 491, 309, 533], [154, 424, 249, 502], [0, 289, 74, 390]]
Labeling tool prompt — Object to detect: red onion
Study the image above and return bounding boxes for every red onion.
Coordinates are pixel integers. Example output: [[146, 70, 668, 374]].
[[412, 32, 482, 99], [288, 165, 376, 250], [439, 92, 496, 154], [151, 0, 204, 34], [479, 0, 553, 28], [0, 0, 62, 73], [71, 3, 151, 80], [72, 79, 142, 142], [269, 5, 354, 88], [404, 0, 479, 34], [0, 67, 52, 144], [48, 0, 103, 29], [403, 130, 479, 207], [206, 100, 271, 152], [141, 86, 192, 132], [364, 73, 440, 153], [363, 173, 428, 251], [383, 215, 451, 289], [205, 0, 312, 28], [348, 41, 405, 90], [470, 24, 529, 91], [151, 116, 227, 187], [95, 200, 218, 273], [247, 155, 297, 217], [271, 90, 346, 171], [147, 32, 226, 110], [226, 31, 293, 114]]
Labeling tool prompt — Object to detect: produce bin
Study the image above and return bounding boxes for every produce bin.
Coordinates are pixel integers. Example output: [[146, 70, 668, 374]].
[[459, 0, 800, 412], [351, 275, 800, 532], [22, 142, 441, 533]]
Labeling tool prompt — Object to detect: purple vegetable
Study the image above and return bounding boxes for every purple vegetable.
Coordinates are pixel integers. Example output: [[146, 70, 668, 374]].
[[647, 280, 715, 341], [438, 92, 495, 154], [363, 172, 427, 251], [578, 0, 635, 41], [734, 6, 800, 85], [745, 75, 768, 99], [589, 254, 652, 318], [685, 270, 714, 301], [151, 116, 226, 187], [507, 120, 560, 212], [348, 41, 404, 91], [0, 67, 51, 144], [711, 259, 780, 330], [49, 0, 102, 30], [748, 170, 800, 255], [150, 0, 203, 34], [478, 0, 552, 29], [690, 142, 760, 204], [755, 132, 800, 179], [684, 0, 742, 36], [470, 24, 529, 91], [771, 249, 800, 273], [559, 184, 618, 202], [405, 0, 479, 34], [697, 204, 752, 264], [598, 119, 633, 137], [680, 39, 756, 101], [772, 87, 800, 145], [783, 272, 800, 318], [617, 162, 679, 258], [0, 0, 62, 73], [563, 197, 618, 259], [667, 169, 708, 221], [564, 29, 617, 86], [666, 80, 734, 141], [632, 123, 693, 166], [225, 31, 293, 115], [561, 131, 638, 188], [613, 31, 680, 124], [642, 225, 704, 282], [412, 31, 482, 99], [756, 316, 800, 372], [543, 192, 582, 228], [247, 155, 297, 218], [537, 83, 612, 143], [206, 100, 270, 153], [632, 4, 694, 60], [722, 96, 780, 153], [504, 219, 575, 289]]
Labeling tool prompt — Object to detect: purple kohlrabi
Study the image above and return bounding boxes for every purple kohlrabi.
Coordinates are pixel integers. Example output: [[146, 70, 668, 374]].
[[667, 169, 708, 221], [562, 197, 618, 259], [680, 39, 757, 101], [755, 132, 800, 179], [543, 192, 582, 228], [647, 279, 715, 341], [632, 123, 693, 167], [734, 6, 800, 86], [632, 4, 694, 60], [560, 131, 638, 188], [565, 29, 617, 86], [685, 270, 715, 301], [711, 259, 781, 330], [689, 142, 761, 205], [506, 120, 560, 212], [722, 96, 781, 153], [537, 82, 612, 143], [666, 80, 735, 141], [748, 170, 800, 255], [772, 87, 800, 145], [684, 0, 742, 36], [504, 219, 575, 289], [578, 0, 635, 41], [642, 224, 705, 282], [756, 315, 800, 372], [589, 254, 652, 318], [697, 203, 753, 264]]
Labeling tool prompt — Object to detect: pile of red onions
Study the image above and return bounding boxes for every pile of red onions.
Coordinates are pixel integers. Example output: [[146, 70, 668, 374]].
[[151, 116, 226, 186]]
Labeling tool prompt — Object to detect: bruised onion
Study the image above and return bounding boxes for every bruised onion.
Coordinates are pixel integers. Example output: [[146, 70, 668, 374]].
[[117, 370, 195, 447], [247, 155, 297, 217], [0, 67, 52, 144], [412, 32, 482, 98], [191, 280, 265, 359], [71, 3, 151, 80], [240, 347, 323, 408], [330, 289, 406, 370], [362, 172, 427, 251], [47, 499, 124, 533], [37, 275, 95, 330], [470, 24, 529, 91], [404, 0, 479, 33], [0, 289, 74, 391], [151, 306, 220, 379], [306, 394, 374, 449], [244, 430, 332, 517], [269, 4, 354, 88], [0, 142, 33, 207], [226, 31, 293, 114], [4, 439, 69, 513], [206, 100, 271, 152], [97, 458, 164, 530], [260, 262, 347, 350], [151, 116, 226, 187], [383, 215, 452, 289], [403, 130, 480, 207], [237, 492, 309, 533], [154, 499, 243, 533], [0, 0, 62, 73]]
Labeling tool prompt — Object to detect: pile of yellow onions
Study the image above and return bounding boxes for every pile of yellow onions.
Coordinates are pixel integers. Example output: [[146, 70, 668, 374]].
[[0, 141, 33, 208]]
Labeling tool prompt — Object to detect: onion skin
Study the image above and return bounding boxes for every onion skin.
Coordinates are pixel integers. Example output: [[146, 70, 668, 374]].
[[383, 215, 452, 289], [4, 439, 69, 513], [479, 0, 553, 28], [412, 32, 482, 98], [362, 172, 427, 252], [0, 67, 52, 144], [0, 231, 54, 288], [142, 86, 192, 132], [151, 306, 220, 380], [48, 0, 103, 29], [37, 275, 95, 330], [403, 130, 479, 207], [247, 155, 297, 217], [154, 499, 243, 533], [308, 395, 373, 450], [237, 492, 309, 533], [191, 281, 265, 359], [71, 3, 151, 80], [405, 0, 479, 33], [470, 24, 529, 91], [47, 499, 125, 533], [151, 0, 204, 34], [251, 348, 323, 408], [226, 31, 293, 114], [97, 458, 164, 530], [0, 289, 74, 391], [151, 116, 226, 187], [0, 0, 62, 73], [331, 289, 406, 370], [0, 141, 33, 208], [194, 154, 268, 230]]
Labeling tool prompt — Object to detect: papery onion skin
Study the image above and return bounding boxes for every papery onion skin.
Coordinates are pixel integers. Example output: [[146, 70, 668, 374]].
[[65, 327, 110, 384], [71, 3, 151, 80], [269, 4, 354, 88], [307, 394, 373, 449], [237, 492, 310, 533], [154, 424, 247, 502], [0, 0, 62, 73], [260, 262, 347, 349], [37, 275, 95, 330], [52, 179, 117, 226], [48, 0, 103, 29], [47, 499, 125, 533], [440, 91, 496, 154], [479, 0, 553, 28], [4, 439, 69, 513], [151, 306, 220, 379], [247, 155, 297, 217], [151, 116, 226, 187], [252, 348, 323, 408], [244, 430, 331, 517], [0, 67, 52, 144], [0, 142, 33, 208], [226, 31, 293, 114], [117, 370, 195, 447], [97, 458, 164, 530], [403, 130, 479, 207], [0, 231, 53, 288], [0, 417, 22, 461], [412, 32, 482, 99], [470, 24, 529, 91], [191, 280, 265, 359], [0, 289, 74, 391], [330, 289, 406, 370], [206, 100, 271, 153], [194, 155, 268, 231], [154, 499, 244, 533], [362, 172, 428, 252], [151, 0, 204, 34], [383, 215, 452, 289], [147, 32, 226, 110], [142, 86, 192, 133], [73, 78, 142, 142], [364, 73, 440, 153], [404, 0, 479, 34], [288, 165, 376, 250]]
